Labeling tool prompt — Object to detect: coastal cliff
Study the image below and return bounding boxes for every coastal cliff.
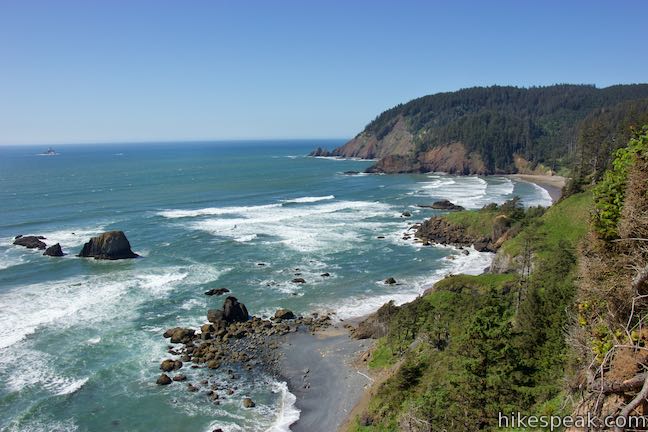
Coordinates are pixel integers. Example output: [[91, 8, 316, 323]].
[[310, 84, 648, 175], [345, 128, 648, 432]]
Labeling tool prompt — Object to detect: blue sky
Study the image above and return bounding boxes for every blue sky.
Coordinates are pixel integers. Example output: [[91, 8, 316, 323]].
[[1, 0, 646, 145]]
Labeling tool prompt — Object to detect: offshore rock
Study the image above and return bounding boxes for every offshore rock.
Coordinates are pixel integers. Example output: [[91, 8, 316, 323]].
[[43, 243, 64, 257], [78, 231, 138, 260], [13, 235, 47, 250]]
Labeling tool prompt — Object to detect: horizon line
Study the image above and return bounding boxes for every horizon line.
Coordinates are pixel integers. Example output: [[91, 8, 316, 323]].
[[0, 137, 351, 147]]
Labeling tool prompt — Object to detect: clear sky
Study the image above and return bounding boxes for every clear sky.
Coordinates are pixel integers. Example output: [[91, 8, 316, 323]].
[[1, 0, 647, 145]]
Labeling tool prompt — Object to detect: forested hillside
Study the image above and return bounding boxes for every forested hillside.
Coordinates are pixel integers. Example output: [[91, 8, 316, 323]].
[[347, 127, 648, 431], [313, 85, 648, 175]]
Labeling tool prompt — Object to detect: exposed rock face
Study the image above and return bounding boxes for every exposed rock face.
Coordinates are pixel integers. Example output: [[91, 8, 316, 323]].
[[308, 147, 333, 157], [352, 301, 399, 339], [156, 374, 172, 385], [13, 235, 47, 250], [366, 155, 419, 174], [78, 231, 138, 260], [417, 142, 487, 174], [222, 297, 249, 323], [205, 288, 230, 296], [274, 309, 295, 321], [366, 142, 487, 174], [332, 116, 415, 159], [421, 200, 465, 211], [415, 217, 495, 252], [43, 243, 64, 257]]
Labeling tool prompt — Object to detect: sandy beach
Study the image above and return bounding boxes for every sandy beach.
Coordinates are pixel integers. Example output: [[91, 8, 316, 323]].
[[506, 174, 567, 202], [278, 325, 374, 432]]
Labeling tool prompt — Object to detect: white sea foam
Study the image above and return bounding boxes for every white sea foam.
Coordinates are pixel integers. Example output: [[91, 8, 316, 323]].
[[159, 204, 281, 219], [86, 336, 101, 345], [39, 225, 106, 249], [522, 182, 553, 207], [0, 264, 227, 350], [167, 200, 398, 253], [55, 377, 89, 395], [0, 250, 25, 270], [280, 195, 335, 204], [3, 348, 89, 396], [330, 246, 494, 320], [265, 381, 300, 432]]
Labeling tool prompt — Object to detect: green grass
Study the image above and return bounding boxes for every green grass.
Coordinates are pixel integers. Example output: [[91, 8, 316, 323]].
[[444, 209, 498, 237], [433, 273, 518, 294], [500, 191, 592, 259], [368, 340, 396, 369]]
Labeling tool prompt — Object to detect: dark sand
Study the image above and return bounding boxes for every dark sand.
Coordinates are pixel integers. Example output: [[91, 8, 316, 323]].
[[278, 327, 374, 432], [506, 174, 566, 203]]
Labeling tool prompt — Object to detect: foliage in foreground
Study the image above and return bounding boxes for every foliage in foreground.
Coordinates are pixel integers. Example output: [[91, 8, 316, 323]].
[[351, 193, 591, 431]]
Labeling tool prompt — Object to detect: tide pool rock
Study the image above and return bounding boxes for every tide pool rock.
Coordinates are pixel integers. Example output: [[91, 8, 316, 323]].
[[274, 309, 295, 321], [78, 231, 138, 260]]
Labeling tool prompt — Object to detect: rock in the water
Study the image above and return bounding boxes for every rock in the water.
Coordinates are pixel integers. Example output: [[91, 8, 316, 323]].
[[205, 288, 230, 296], [292, 278, 306, 284], [78, 231, 138, 260], [156, 374, 172, 385], [13, 235, 47, 250], [160, 359, 182, 372], [43, 243, 64, 257], [222, 297, 249, 323], [308, 147, 332, 157], [274, 309, 295, 321], [419, 200, 465, 211], [165, 327, 194, 343], [402, 211, 412, 217], [320, 272, 330, 277], [242, 397, 255, 408], [172, 374, 187, 382], [384, 277, 397, 285]]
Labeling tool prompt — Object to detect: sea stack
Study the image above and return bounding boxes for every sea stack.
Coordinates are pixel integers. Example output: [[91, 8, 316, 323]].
[[78, 231, 139, 260], [43, 243, 64, 257]]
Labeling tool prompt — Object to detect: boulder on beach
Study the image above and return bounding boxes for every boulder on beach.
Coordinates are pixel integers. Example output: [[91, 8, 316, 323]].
[[43, 243, 64, 257], [163, 327, 195, 343], [205, 288, 230, 296], [223, 297, 249, 322], [13, 235, 47, 250], [274, 309, 295, 321], [78, 231, 138, 260]]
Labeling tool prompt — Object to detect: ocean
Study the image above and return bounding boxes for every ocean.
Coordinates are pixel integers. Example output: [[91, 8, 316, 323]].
[[0, 140, 552, 431]]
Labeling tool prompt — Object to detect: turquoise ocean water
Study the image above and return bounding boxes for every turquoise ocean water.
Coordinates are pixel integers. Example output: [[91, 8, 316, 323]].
[[0, 141, 551, 431]]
